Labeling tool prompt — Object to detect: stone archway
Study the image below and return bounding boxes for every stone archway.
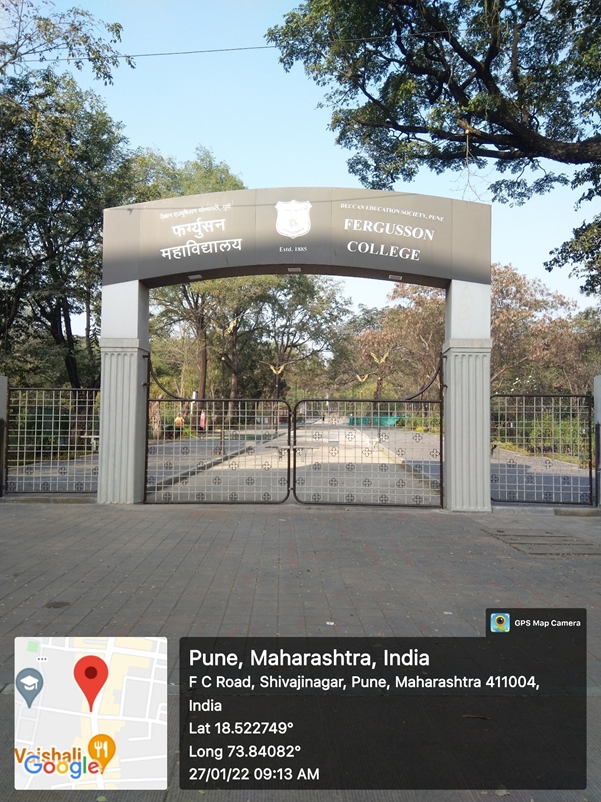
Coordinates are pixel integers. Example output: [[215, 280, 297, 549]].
[[98, 187, 491, 510]]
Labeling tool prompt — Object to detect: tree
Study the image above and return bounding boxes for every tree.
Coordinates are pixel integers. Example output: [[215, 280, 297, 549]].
[[0, 70, 132, 386], [529, 306, 601, 393], [150, 275, 351, 402], [142, 147, 249, 399], [129, 145, 245, 204], [329, 288, 445, 399], [267, 0, 601, 292], [199, 277, 273, 402], [380, 284, 445, 394], [151, 276, 274, 401], [1, 0, 133, 82], [0, 58, 245, 389], [0, 0, 137, 385], [489, 263, 577, 391], [151, 284, 214, 398], [327, 266, 599, 397], [327, 304, 386, 395], [285, 350, 331, 401], [259, 275, 351, 398], [544, 214, 601, 297]]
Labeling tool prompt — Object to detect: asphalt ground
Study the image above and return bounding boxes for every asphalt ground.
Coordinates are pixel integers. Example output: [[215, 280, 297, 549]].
[[0, 500, 600, 802]]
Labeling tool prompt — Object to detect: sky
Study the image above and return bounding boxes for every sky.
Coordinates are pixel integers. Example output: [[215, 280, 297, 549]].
[[32, 0, 597, 312]]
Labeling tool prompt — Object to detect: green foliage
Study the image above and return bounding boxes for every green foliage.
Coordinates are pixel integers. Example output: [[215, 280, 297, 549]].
[[493, 416, 590, 464], [0, 0, 139, 385], [0, 324, 91, 387], [396, 414, 441, 433], [150, 274, 350, 400], [328, 284, 445, 399], [129, 146, 244, 204], [1, 0, 134, 83], [327, 265, 599, 399], [0, 21, 244, 389], [490, 265, 600, 393], [528, 418, 589, 454], [545, 215, 601, 296], [0, 69, 131, 386], [267, 0, 601, 292]]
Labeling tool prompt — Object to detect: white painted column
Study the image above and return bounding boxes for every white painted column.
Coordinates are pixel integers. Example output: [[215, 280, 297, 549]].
[[443, 280, 492, 512], [98, 281, 149, 503]]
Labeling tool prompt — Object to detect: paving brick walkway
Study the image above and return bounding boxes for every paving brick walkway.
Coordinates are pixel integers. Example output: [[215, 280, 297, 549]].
[[1, 500, 599, 801]]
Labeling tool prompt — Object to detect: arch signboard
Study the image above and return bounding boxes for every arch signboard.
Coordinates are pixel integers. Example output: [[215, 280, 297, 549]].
[[102, 187, 490, 289], [99, 188, 492, 511]]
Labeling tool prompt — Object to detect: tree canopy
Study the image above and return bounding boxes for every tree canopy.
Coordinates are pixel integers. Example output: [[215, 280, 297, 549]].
[[150, 274, 350, 401], [267, 0, 601, 292], [129, 145, 245, 204], [327, 264, 600, 398], [0, 0, 138, 385], [0, 69, 132, 386], [1, 0, 133, 82], [0, 61, 246, 387]]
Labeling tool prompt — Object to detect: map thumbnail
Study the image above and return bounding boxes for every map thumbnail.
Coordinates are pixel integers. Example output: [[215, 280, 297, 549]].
[[14, 637, 168, 790]]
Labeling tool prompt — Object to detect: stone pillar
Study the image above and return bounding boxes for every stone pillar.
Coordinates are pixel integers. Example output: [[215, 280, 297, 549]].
[[443, 280, 492, 512], [594, 376, 601, 507], [98, 281, 149, 503]]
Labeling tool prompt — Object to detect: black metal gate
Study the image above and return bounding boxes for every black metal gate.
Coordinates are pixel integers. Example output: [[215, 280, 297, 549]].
[[291, 399, 442, 506], [146, 399, 291, 503], [146, 397, 443, 507], [490, 394, 594, 505]]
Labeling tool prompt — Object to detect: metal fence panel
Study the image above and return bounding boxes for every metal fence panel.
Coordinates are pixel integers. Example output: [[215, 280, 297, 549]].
[[292, 399, 443, 507], [6, 389, 100, 493], [146, 399, 291, 503], [0, 418, 6, 497], [491, 395, 594, 505]]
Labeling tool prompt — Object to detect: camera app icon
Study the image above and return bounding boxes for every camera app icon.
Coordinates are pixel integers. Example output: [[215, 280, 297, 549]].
[[490, 613, 510, 633]]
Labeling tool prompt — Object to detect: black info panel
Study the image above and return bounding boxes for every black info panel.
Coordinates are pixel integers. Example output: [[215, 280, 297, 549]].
[[180, 609, 586, 790]]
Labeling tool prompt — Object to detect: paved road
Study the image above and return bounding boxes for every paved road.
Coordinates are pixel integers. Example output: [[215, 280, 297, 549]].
[[6, 455, 98, 494], [491, 445, 593, 504], [0, 500, 599, 801]]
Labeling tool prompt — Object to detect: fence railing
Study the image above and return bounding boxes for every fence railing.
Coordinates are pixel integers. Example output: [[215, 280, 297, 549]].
[[3, 385, 597, 507], [292, 398, 443, 507], [490, 394, 594, 505], [5, 388, 100, 493], [0, 418, 5, 497], [146, 398, 291, 503]]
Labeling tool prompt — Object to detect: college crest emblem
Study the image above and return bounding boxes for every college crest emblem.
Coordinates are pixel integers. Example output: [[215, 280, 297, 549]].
[[275, 200, 312, 239]]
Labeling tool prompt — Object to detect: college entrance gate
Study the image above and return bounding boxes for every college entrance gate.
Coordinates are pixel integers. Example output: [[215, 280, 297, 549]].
[[98, 186, 492, 511], [146, 397, 443, 506], [2, 384, 597, 506]]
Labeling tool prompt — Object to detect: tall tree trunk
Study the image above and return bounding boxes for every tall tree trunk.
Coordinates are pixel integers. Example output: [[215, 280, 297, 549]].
[[227, 330, 239, 422], [198, 329, 208, 399], [60, 300, 81, 389]]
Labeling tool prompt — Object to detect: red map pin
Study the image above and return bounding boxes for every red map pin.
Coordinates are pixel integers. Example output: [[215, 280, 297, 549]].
[[74, 656, 108, 712]]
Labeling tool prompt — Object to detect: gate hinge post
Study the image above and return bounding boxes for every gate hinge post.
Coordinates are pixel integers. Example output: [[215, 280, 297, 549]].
[[0, 377, 8, 498], [594, 376, 601, 506]]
